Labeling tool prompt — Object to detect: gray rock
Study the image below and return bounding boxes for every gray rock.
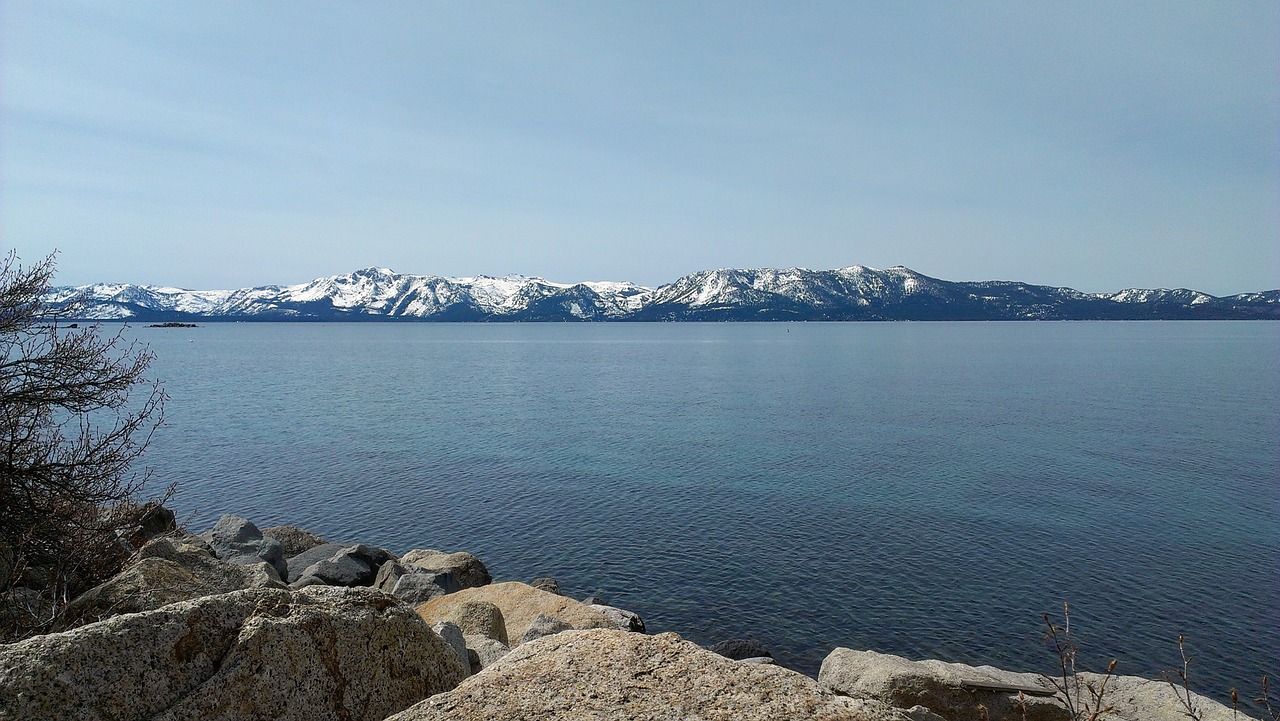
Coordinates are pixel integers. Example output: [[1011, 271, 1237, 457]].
[[529, 577, 561, 595], [260, 524, 326, 557], [819, 648, 1069, 721], [198, 514, 288, 580], [284, 541, 349, 582], [392, 571, 458, 605], [385, 629, 917, 721], [375, 559, 409, 593], [518, 613, 573, 645], [300, 553, 373, 587], [432, 621, 470, 678], [400, 549, 491, 589], [0, 586, 467, 721], [285, 542, 395, 586], [738, 656, 776, 665], [581, 595, 608, 605], [463, 634, 511, 673], [709, 638, 773, 660], [589, 603, 646, 633]]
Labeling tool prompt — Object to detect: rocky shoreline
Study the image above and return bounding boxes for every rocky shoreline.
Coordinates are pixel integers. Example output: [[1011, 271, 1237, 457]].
[[0, 512, 1250, 721]]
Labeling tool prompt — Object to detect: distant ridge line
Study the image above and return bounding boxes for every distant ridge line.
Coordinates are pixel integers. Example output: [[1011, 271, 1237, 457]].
[[45, 265, 1280, 322]]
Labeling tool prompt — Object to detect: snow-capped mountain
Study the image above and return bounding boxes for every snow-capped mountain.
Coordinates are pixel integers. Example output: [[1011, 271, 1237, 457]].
[[43, 266, 1279, 322], [46, 267, 652, 322]]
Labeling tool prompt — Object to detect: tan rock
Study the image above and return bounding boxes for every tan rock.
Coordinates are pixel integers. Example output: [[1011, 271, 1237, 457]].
[[0, 586, 466, 721], [819, 649, 1254, 721], [416, 582, 616, 646], [399, 549, 490, 589], [1072, 672, 1250, 721], [386, 629, 915, 721], [820, 648, 1068, 721], [61, 539, 284, 628], [450, 600, 508, 645]]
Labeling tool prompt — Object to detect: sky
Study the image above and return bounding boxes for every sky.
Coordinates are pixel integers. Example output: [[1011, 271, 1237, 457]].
[[1, 2, 1277, 294]]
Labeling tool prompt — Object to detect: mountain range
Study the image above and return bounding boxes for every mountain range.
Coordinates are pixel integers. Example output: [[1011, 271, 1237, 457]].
[[44, 265, 1280, 322]]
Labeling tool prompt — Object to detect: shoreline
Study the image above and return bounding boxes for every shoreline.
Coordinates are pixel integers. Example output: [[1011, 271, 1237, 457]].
[[1, 511, 1259, 721]]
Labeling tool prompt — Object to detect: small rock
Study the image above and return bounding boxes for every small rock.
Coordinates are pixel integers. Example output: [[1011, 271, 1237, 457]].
[[300, 553, 373, 587], [375, 560, 409, 593], [709, 638, 773, 660], [738, 656, 776, 665], [581, 595, 608, 606], [198, 515, 288, 580], [588, 603, 646, 633], [260, 525, 327, 557], [432, 621, 471, 678], [463, 634, 511, 673], [392, 571, 459, 605], [519, 613, 573, 644], [530, 577, 562, 595]]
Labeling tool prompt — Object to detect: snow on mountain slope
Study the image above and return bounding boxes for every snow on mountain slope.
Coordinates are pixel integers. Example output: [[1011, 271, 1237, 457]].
[[42, 265, 1279, 321], [46, 268, 655, 320], [1107, 288, 1214, 305]]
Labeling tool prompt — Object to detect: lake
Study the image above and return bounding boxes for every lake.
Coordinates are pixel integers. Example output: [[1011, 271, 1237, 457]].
[[123, 320, 1278, 697]]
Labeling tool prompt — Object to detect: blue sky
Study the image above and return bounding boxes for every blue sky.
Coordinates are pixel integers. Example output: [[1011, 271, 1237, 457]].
[[2, 2, 1276, 294]]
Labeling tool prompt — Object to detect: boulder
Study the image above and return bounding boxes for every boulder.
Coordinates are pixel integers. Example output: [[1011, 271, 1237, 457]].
[[432, 621, 471, 678], [400, 549, 491, 589], [392, 571, 459, 605], [260, 525, 327, 557], [198, 515, 288, 580], [819, 648, 1070, 721], [285, 542, 395, 586], [589, 603, 646, 633], [296, 553, 371, 587], [1069, 672, 1246, 721], [416, 582, 618, 647], [518, 613, 573, 645], [582, 595, 608, 605], [385, 629, 915, 721], [529, 577, 561, 595], [61, 547, 283, 628], [444, 600, 508, 646], [463, 634, 511, 673], [708, 638, 773, 660], [0, 586, 467, 721], [375, 560, 410, 593]]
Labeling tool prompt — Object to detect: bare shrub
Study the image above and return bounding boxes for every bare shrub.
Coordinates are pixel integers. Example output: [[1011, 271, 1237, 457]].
[[0, 252, 167, 640]]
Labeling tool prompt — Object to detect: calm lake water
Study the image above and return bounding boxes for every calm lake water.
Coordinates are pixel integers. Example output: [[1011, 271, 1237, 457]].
[[124, 321, 1278, 694]]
